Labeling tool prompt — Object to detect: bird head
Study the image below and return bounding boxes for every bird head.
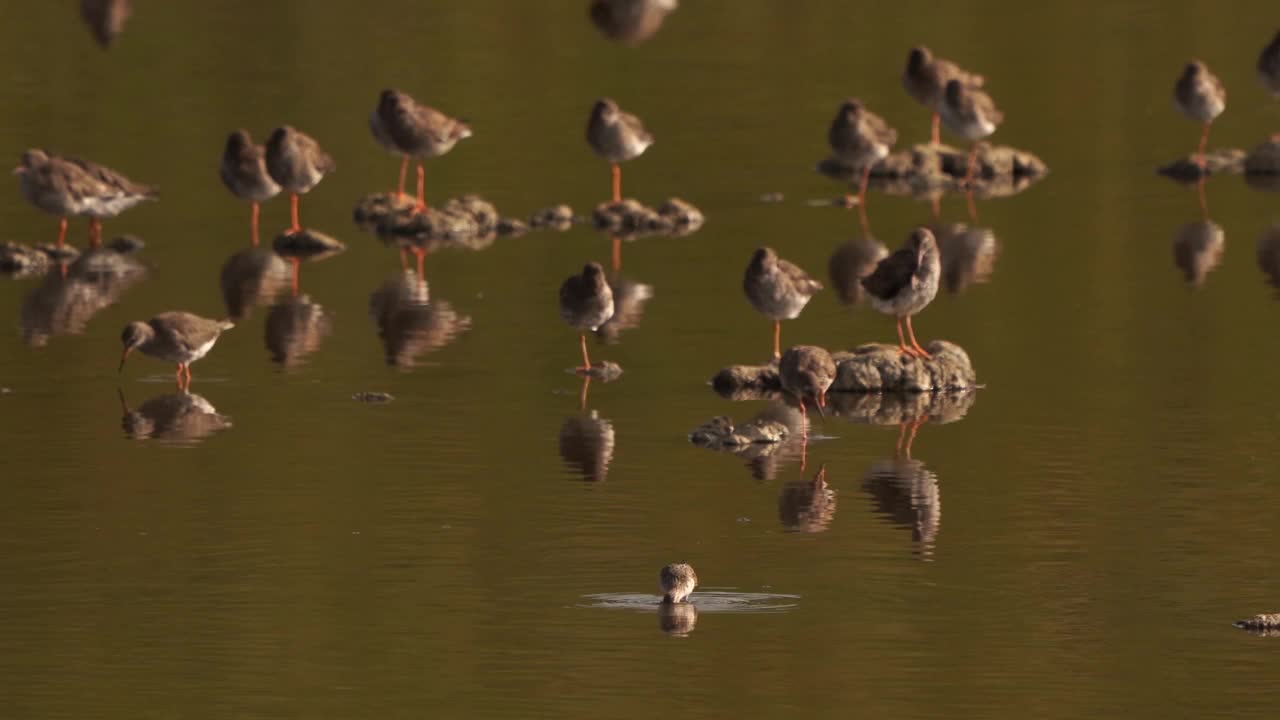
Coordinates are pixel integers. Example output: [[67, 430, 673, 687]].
[[119, 321, 152, 372]]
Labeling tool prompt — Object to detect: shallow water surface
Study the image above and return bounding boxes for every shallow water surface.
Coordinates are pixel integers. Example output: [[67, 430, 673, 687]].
[[2, 1, 1280, 718]]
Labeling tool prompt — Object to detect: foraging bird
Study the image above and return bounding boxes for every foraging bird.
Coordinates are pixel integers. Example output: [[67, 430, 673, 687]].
[[587, 98, 654, 203], [369, 89, 472, 211], [1173, 61, 1227, 166], [902, 46, 985, 145], [659, 563, 698, 604], [743, 247, 823, 360], [938, 79, 1004, 184], [119, 312, 234, 390], [589, 0, 678, 46], [828, 98, 898, 206], [80, 0, 131, 48], [559, 262, 615, 373], [778, 345, 836, 436], [265, 126, 335, 233], [220, 130, 281, 247], [1261, 30, 1280, 96], [861, 228, 941, 358]]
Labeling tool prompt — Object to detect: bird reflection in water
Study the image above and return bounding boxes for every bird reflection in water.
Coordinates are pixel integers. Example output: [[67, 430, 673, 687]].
[[369, 271, 472, 368], [20, 245, 146, 347], [596, 273, 653, 344], [559, 376, 616, 482], [589, 0, 678, 46], [828, 235, 888, 307], [741, 402, 807, 482], [265, 294, 332, 368], [778, 464, 836, 534], [1172, 219, 1225, 288], [657, 602, 698, 637], [1256, 224, 1280, 294], [118, 387, 232, 444], [931, 222, 999, 294], [219, 246, 291, 321]]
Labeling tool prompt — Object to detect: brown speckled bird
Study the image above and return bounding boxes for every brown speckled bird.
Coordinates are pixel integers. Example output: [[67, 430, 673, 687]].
[[902, 46, 985, 145], [828, 98, 898, 206], [265, 126, 335, 233], [744, 247, 823, 360], [220, 130, 281, 247], [587, 98, 654, 202], [369, 89, 472, 211], [779, 345, 836, 437], [862, 228, 941, 358], [1173, 60, 1227, 166], [659, 562, 697, 604], [939, 80, 1004, 184], [560, 262, 615, 373], [119, 312, 234, 390]]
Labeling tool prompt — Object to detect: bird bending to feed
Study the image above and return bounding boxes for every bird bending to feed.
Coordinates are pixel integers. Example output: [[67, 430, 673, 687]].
[[659, 563, 697, 604], [119, 312, 234, 390], [902, 46, 985, 145], [220, 130, 281, 247], [1173, 61, 1227, 166], [369, 89, 472, 211], [589, 0, 678, 46], [265, 126, 335, 233], [828, 98, 898, 206], [779, 345, 836, 440], [80, 0, 131, 48], [1261, 30, 1280, 96], [743, 247, 823, 360], [559, 262, 615, 373], [938, 79, 1004, 184], [861, 227, 940, 358], [587, 98, 654, 203]]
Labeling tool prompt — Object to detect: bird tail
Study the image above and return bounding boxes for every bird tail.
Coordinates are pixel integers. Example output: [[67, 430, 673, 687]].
[[219, 320, 235, 331]]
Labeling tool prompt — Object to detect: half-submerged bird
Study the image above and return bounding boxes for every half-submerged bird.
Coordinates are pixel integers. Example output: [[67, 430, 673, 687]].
[[587, 98, 654, 203], [589, 0, 678, 46], [862, 228, 941, 358], [559, 262, 615, 373], [369, 89, 472, 210], [902, 46, 985, 145], [220, 130, 281, 247], [743, 247, 823, 360], [1261, 30, 1280, 96], [1173, 60, 1227, 166], [119, 312, 234, 390], [939, 79, 1004, 183], [659, 563, 697, 604], [265, 126, 335, 233], [828, 98, 898, 206], [80, 0, 131, 48]]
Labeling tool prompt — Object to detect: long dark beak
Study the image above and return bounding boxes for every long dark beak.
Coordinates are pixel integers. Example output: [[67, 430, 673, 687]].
[[118, 347, 131, 373], [116, 387, 130, 414], [814, 391, 826, 418]]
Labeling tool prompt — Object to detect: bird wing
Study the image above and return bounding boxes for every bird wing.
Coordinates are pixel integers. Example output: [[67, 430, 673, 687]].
[[618, 111, 654, 145], [861, 247, 917, 300], [778, 259, 823, 295], [67, 156, 156, 197]]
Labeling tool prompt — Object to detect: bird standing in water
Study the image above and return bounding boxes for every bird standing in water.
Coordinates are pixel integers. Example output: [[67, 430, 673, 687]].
[[587, 98, 653, 203], [659, 563, 698, 604], [559, 262, 615, 373], [1173, 61, 1227, 167], [265, 126, 335, 233], [743, 247, 823, 360], [862, 228, 941, 358], [902, 46, 985, 145], [369, 89, 472, 211], [220, 130, 281, 247], [119, 312, 234, 390]]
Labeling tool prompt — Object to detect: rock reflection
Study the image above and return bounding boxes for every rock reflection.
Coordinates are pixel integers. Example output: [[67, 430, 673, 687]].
[[596, 274, 653, 344], [265, 294, 332, 368], [219, 246, 291, 320], [119, 388, 232, 444], [862, 458, 941, 560], [1256, 224, 1280, 294], [828, 236, 888, 306], [20, 247, 146, 347], [559, 378, 616, 482], [369, 271, 472, 368], [778, 464, 836, 533], [932, 222, 999, 294], [658, 602, 698, 637], [1172, 219, 1225, 288], [740, 403, 806, 482]]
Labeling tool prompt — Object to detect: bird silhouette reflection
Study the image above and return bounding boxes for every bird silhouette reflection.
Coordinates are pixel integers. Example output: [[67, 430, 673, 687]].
[[1256, 224, 1280, 294], [369, 271, 472, 368], [219, 246, 291, 321], [932, 222, 999, 294], [828, 235, 888, 307], [265, 293, 332, 368], [778, 464, 837, 533], [1172, 219, 1225, 288], [596, 273, 653, 344], [657, 601, 698, 637], [119, 388, 232, 444], [20, 246, 146, 347], [559, 376, 616, 482]]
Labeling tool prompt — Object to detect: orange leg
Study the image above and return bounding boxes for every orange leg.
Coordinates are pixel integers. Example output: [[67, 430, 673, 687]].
[[895, 317, 912, 355], [1196, 122, 1211, 166], [290, 257, 300, 296], [905, 315, 930, 357], [414, 162, 430, 214], [895, 420, 908, 458], [931, 113, 941, 145], [290, 193, 301, 232], [579, 375, 591, 412], [250, 201, 260, 247], [397, 155, 409, 199], [612, 236, 621, 274], [1196, 176, 1208, 220], [412, 248, 426, 278], [857, 164, 872, 205], [398, 246, 408, 271], [930, 194, 940, 219], [56, 217, 67, 248], [88, 218, 102, 248], [578, 333, 592, 373], [183, 364, 193, 388], [966, 190, 978, 223], [857, 202, 870, 237], [963, 144, 978, 185], [902, 414, 926, 460], [174, 364, 184, 389], [611, 163, 621, 203], [773, 320, 781, 360]]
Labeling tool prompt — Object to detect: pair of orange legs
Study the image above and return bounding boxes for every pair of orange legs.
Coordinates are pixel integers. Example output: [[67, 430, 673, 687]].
[[395, 156, 431, 214], [896, 414, 928, 460], [173, 363, 193, 390], [895, 315, 930, 358], [55, 217, 104, 249]]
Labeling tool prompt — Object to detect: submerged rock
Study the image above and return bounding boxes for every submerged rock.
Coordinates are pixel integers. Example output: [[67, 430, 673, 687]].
[[1158, 148, 1247, 182], [530, 204, 575, 230], [0, 242, 51, 278], [1234, 613, 1280, 633], [354, 192, 499, 243], [352, 391, 395, 403], [36, 243, 81, 264], [579, 360, 624, 381], [273, 229, 346, 261], [713, 341, 977, 396], [106, 235, 146, 254], [819, 142, 1049, 197], [829, 388, 976, 425], [689, 414, 790, 448], [592, 197, 705, 236], [496, 217, 528, 236]]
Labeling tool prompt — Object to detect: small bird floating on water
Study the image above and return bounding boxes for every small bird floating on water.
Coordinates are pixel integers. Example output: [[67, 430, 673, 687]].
[[939, 79, 1004, 184], [119, 312, 234, 390], [1173, 60, 1227, 167], [559, 262, 615, 374], [369, 89, 472, 212], [902, 46, 985, 146], [861, 227, 941, 358], [587, 98, 654, 203], [590, 0, 678, 45], [659, 563, 697, 604], [265, 126, 335, 233], [220, 130, 281, 247], [743, 247, 823, 360], [828, 98, 898, 207]]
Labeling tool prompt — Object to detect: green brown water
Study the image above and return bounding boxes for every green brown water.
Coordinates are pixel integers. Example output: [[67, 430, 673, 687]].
[[2, 1, 1280, 717]]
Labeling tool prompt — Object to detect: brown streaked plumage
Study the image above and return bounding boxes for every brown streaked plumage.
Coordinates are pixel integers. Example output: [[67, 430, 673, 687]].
[[902, 46, 985, 145], [369, 89, 472, 210], [119, 312, 234, 390], [559, 262, 615, 372], [659, 562, 697, 604], [743, 247, 823, 359], [1174, 60, 1227, 165], [779, 346, 836, 439], [80, 0, 131, 48], [828, 98, 898, 205], [939, 79, 1004, 183], [862, 228, 941, 358], [1261, 30, 1280, 96], [587, 98, 654, 202], [220, 130, 281, 247], [15, 149, 98, 249], [265, 126, 335, 233], [589, 0, 678, 46]]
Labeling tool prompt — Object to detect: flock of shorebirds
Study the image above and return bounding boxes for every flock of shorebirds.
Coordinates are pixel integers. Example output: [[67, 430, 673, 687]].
[[25, 2, 1280, 605]]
